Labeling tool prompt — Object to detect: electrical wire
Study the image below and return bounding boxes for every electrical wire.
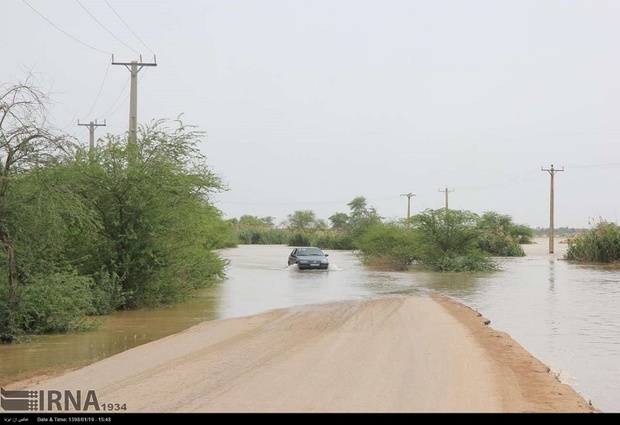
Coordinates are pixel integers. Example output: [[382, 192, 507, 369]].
[[103, 66, 150, 123], [21, 0, 111, 55], [82, 59, 112, 120], [74, 0, 141, 56], [457, 168, 541, 192], [100, 76, 130, 119], [104, 0, 156, 56], [564, 163, 620, 169]]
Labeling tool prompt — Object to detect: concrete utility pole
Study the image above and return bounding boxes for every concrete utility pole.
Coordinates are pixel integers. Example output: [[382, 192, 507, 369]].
[[400, 192, 416, 223], [542, 164, 564, 254], [78, 119, 106, 159], [112, 55, 157, 145], [439, 186, 454, 210]]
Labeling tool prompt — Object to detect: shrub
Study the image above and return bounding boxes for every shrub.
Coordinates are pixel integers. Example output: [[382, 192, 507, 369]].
[[288, 231, 312, 247], [313, 231, 355, 250], [89, 269, 125, 315], [411, 208, 499, 272], [476, 211, 531, 256], [564, 221, 620, 263], [14, 272, 101, 337], [354, 222, 418, 270], [234, 228, 290, 245]]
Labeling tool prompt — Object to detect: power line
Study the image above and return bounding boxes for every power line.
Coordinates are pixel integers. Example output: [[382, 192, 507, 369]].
[[100, 76, 131, 119], [82, 59, 112, 120], [21, 0, 111, 55], [74, 0, 141, 55], [104, 0, 155, 56], [101, 67, 150, 124], [564, 163, 620, 169], [458, 168, 541, 192]]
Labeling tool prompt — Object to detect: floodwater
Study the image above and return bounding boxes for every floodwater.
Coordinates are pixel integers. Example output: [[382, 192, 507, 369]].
[[0, 238, 619, 412]]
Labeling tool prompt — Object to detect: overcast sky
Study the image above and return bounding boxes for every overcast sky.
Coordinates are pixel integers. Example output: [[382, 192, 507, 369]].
[[3, 0, 620, 229]]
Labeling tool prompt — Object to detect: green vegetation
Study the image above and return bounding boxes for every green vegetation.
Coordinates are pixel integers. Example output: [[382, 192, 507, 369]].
[[354, 222, 417, 270], [409, 208, 499, 272], [564, 220, 620, 263], [476, 211, 533, 257], [0, 78, 233, 342]]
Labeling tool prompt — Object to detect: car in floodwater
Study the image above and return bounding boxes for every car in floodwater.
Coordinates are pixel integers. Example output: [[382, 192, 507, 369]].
[[287, 246, 329, 270]]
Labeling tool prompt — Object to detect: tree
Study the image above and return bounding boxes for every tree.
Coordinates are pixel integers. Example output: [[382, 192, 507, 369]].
[[237, 215, 275, 228], [0, 76, 74, 340], [347, 196, 382, 240], [354, 222, 418, 270], [285, 210, 323, 230], [476, 211, 532, 256], [66, 117, 229, 308], [232, 215, 283, 245], [411, 208, 497, 272], [328, 212, 349, 231]]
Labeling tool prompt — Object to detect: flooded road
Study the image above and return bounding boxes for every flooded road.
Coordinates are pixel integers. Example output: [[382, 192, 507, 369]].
[[1, 238, 619, 412]]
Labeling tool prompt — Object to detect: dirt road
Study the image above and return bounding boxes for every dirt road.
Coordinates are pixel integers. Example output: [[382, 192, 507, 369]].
[[6, 294, 597, 413]]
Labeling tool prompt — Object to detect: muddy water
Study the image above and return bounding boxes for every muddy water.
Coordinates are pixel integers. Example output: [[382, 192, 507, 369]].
[[0, 239, 618, 412]]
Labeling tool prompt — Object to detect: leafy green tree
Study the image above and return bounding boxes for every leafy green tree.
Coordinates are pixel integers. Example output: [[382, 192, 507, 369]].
[[411, 208, 497, 272], [476, 211, 532, 256], [237, 215, 275, 228], [65, 117, 229, 309], [354, 222, 418, 270], [286, 210, 323, 230], [0, 77, 79, 340], [329, 212, 349, 230], [347, 196, 382, 240], [0, 164, 102, 340]]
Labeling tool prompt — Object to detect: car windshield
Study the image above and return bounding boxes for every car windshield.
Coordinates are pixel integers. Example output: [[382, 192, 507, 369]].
[[298, 248, 323, 256]]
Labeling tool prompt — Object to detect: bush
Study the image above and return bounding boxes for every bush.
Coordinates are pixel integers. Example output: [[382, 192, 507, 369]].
[[313, 232, 355, 250], [564, 221, 620, 263], [411, 209, 499, 272], [476, 211, 531, 256], [234, 228, 290, 245], [89, 270, 125, 315], [288, 231, 313, 247], [354, 223, 418, 270], [14, 272, 101, 337]]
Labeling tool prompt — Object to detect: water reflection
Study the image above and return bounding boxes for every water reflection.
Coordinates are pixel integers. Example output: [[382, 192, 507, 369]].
[[548, 259, 556, 289]]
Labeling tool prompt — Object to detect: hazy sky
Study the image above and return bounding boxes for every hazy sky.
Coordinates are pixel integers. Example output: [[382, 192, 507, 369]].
[[3, 0, 620, 229]]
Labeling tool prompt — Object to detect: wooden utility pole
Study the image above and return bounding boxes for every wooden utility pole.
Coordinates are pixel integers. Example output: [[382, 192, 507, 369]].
[[78, 119, 106, 159], [439, 186, 454, 210], [112, 55, 157, 145], [401, 192, 416, 223], [542, 164, 564, 253]]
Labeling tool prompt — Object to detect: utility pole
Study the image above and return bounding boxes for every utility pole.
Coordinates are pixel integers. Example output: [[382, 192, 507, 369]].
[[542, 164, 564, 253], [400, 192, 416, 223], [111, 55, 157, 145], [439, 186, 454, 210], [78, 119, 106, 159]]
